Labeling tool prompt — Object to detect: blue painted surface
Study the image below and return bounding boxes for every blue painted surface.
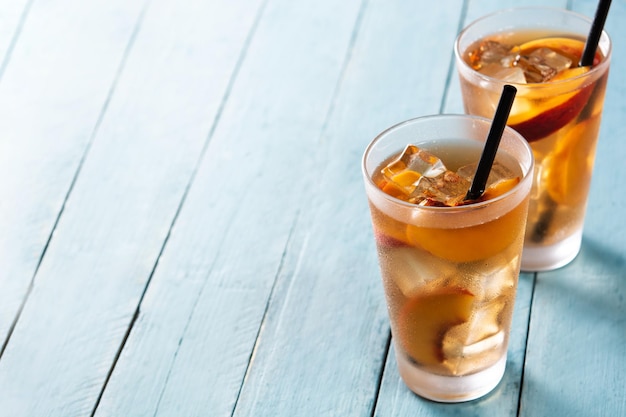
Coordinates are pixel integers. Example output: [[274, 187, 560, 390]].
[[0, 0, 624, 416]]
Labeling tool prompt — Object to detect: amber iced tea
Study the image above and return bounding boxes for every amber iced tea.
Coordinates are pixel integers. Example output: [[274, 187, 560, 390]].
[[455, 8, 612, 270], [362, 115, 533, 402]]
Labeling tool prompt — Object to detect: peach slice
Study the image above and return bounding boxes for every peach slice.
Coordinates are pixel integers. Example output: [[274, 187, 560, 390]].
[[368, 201, 412, 248], [550, 66, 590, 82], [508, 83, 594, 142], [518, 37, 601, 66], [506, 37, 600, 142], [374, 230, 408, 248], [546, 115, 601, 205], [519, 37, 583, 61], [405, 203, 523, 263], [398, 287, 474, 365], [377, 177, 409, 201], [479, 177, 520, 202]]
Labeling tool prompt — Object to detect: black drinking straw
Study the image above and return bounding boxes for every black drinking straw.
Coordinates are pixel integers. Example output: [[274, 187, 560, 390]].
[[465, 85, 517, 201], [580, 0, 612, 67]]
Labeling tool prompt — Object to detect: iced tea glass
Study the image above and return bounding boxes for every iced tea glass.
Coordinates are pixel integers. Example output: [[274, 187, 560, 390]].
[[362, 115, 534, 402], [455, 7, 612, 271]]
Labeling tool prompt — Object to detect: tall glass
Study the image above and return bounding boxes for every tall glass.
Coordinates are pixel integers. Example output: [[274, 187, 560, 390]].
[[362, 115, 534, 402], [455, 7, 612, 271]]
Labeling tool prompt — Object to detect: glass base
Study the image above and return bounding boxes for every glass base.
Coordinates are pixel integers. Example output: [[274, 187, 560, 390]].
[[521, 228, 582, 272], [396, 351, 507, 403]]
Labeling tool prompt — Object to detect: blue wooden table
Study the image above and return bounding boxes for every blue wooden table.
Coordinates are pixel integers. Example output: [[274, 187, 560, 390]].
[[0, 0, 624, 415]]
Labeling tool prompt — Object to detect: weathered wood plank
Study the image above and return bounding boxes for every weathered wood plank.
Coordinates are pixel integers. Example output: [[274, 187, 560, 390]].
[[0, 0, 33, 349], [0, 0, 29, 73], [520, 1, 626, 416], [0, 0, 261, 415], [0, 1, 621, 416], [231, 0, 465, 416], [93, 0, 363, 416], [0, 0, 145, 347]]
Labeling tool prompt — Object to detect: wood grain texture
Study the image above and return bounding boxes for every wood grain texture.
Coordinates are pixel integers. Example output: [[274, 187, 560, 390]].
[[0, 0, 145, 348], [0, 0, 256, 414], [94, 0, 363, 416], [0, 0, 623, 416], [520, 1, 626, 416], [232, 0, 465, 415], [0, 0, 32, 348], [0, 0, 29, 75]]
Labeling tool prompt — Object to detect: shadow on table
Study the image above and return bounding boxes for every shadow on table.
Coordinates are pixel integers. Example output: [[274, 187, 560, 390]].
[[516, 235, 626, 416], [540, 235, 626, 327]]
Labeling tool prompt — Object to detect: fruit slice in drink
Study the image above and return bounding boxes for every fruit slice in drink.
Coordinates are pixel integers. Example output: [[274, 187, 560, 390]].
[[507, 83, 593, 142], [506, 38, 595, 142], [403, 177, 523, 263], [466, 36, 600, 143], [546, 115, 601, 205], [398, 288, 474, 366]]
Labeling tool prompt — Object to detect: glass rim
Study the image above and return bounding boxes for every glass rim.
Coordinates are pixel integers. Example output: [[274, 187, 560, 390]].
[[361, 114, 534, 214], [453, 6, 613, 89]]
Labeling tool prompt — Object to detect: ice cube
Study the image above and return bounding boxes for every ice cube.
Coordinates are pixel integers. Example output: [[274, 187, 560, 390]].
[[441, 297, 508, 374], [518, 47, 572, 82], [457, 161, 517, 191], [444, 296, 506, 348], [382, 145, 447, 179], [381, 145, 447, 197], [468, 40, 515, 69], [480, 64, 527, 84], [531, 47, 572, 72], [469, 297, 507, 343], [383, 246, 456, 297], [442, 330, 505, 375], [409, 170, 471, 207], [481, 254, 519, 301], [382, 145, 478, 207], [453, 252, 519, 302]]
